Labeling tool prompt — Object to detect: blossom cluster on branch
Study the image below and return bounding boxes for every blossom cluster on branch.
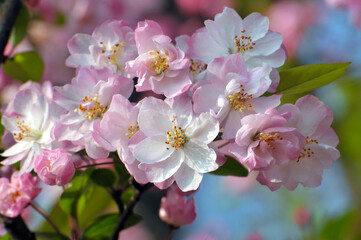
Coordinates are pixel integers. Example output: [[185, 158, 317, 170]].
[[0, 6, 340, 235]]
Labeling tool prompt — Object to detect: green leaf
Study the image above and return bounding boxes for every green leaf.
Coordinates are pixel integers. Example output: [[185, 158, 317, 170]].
[[83, 213, 118, 238], [271, 62, 350, 96], [59, 169, 93, 219], [1, 233, 11, 240], [124, 213, 142, 229], [9, 5, 29, 48], [3, 51, 44, 82], [0, 113, 4, 146], [319, 210, 359, 240], [121, 188, 135, 205], [90, 168, 116, 187], [209, 155, 248, 177]]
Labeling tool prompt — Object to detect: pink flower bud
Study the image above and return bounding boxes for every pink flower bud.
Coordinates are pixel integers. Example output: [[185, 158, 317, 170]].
[[292, 205, 310, 227], [159, 185, 196, 227], [0, 172, 41, 218], [34, 149, 75, 186], [23, 0, 41, 8]]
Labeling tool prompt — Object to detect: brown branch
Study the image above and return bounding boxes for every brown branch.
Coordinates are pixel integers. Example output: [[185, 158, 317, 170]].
[[0, 0, 22, 63]]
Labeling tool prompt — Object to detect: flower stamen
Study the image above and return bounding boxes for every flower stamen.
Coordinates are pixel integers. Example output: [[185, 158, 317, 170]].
[[150, 50, 169, 74], [165, 125, 186, 150], [227, 84, 253, 112], [74, 94, 107, 120], [125, 122, 140, 138], [234, 30, 255, 54]]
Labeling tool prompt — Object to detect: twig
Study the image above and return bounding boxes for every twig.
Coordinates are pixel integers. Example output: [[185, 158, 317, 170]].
[[111, 180, 152, 240], [167, 226, 176, 240], [0, 0, 22, 63], [75, 161, 122, 170], [0, 214, 35, 240], [29, 201, 64, 237]]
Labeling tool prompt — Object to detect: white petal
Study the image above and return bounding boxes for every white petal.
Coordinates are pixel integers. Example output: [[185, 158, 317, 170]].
[[186, 113, 219, 144], [1, 141, 33, 157], [174, 163, 203, 191], [184, 141, 218, 173]]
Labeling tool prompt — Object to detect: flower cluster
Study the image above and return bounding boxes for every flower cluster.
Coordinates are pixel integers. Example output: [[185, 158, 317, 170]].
[[1, 6, 339, 204]]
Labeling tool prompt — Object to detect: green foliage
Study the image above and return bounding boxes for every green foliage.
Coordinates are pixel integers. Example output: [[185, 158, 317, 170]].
[[268, 62, 350, 97], [121, 188, 136, 205], [9, 5, 29, 48], [59, 169, 93, 220], [0, 113, 4, 147], [1, 234, 11, 240], [209, 155, 248, 177], [3, 51, 44, 82], [90, 169, 116, 187], [83, 213, 118, 238]]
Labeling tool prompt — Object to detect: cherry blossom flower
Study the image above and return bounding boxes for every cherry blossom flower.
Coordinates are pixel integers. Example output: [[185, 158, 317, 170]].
[[187, 7, 286, 69], [128, 95, 219, 191], [193, 54, 281, 139], [34, 149, 75, 186], [53, 67, 133, 159], [229, 108, 305, 171], [257, 95, 340, 190], [66, 20, 138, 76], [92, 94, 149, 184], [159, 184, 196, 227], [126, 20, 192, 98], [1, 89, 63, 174], [0, 172, 41, 218]]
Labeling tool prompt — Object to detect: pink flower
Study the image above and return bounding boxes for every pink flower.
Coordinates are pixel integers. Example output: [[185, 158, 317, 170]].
[[159, 185, 196, 227], [53, 67, 133, 159], [66, 20, 137, 76], [0, 172, 41, 218], [128, 95, 219, 191], [175, 0, 234, 18], [257, 95, 340, 190], [34, 149, 75, 186], [229, 108, 305, 171], [292, 205, 310, 227], [187, 7, 286, 69], [1, 88, 64, 175], [193, 54, 281, 139], [23, 0, 41, 8], [126, 20, 192, 98]]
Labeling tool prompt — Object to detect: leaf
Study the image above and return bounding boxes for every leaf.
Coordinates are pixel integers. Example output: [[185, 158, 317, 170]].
[[83, 213, 118, 238], [0, 113, 4, 146], [319, 210, 359, 240], [59, 169, 93, 219], [90, 168, 116, 187], [269, 62, 350, 96], [1, 234, 11, 240], [121, 188, 135, 205], [9, 5, 29, 48], [209, 156, 248, 177], [3, 51, 44, 82]]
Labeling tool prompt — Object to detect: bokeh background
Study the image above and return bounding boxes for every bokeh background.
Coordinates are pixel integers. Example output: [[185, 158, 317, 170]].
[[1, 0, 361, 239]]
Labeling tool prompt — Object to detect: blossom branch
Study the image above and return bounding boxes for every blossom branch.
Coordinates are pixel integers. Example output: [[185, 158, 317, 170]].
[[29, 201, 64, 237], [0, 214, 35, 240], [110, 179, 152, 240], [0, 0, 22, 63]]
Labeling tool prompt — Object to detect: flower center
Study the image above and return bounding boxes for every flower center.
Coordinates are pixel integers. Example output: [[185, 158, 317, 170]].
[[150, 50, 169, 74], [100, 42, 126, 66], [13, 118, 41, 142], [74, 94, 107, 120], [234, 30, 255, 54], [165, 125, 186, 150], [297, 137, 319, 162], [11, 190, 23, 202], [125, 122, 139, 138], [256, 132, 283, 149], [189, 59, 207, 76], [227, 84, 253, 112]]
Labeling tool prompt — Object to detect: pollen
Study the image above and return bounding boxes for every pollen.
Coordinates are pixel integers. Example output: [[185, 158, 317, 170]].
[[125, 122, 140, 138], [227, 84, 253, 112], [100, 42, 126, 66], [150, 50, 169, 74], [297, 137, 318, 162], [234, 30, 255, 55], [165, 125, 186, 150], [74, 94, 107, 120], [257, 132, 283, 149], [189, 59, 207, 75], [13, 119, 33, 141], [11, 190, 23, 202]]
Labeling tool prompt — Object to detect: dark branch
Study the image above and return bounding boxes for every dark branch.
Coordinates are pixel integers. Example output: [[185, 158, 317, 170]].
[[0, 214, 35, 240], [110, 180, 152, 240], [0, 0, 22, 63]]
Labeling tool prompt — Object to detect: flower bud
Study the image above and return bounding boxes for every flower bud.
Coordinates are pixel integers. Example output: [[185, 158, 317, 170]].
[[159, 185, 196, 227], [34, 149, 75, 186]]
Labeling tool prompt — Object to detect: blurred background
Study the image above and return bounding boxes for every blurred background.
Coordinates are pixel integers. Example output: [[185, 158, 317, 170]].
[[2, 0, 361, 239]]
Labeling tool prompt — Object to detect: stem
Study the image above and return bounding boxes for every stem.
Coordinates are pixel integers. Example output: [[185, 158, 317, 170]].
[[217, 141, 231, 149], [75, 161, 122, 170], [0, 214, 35, 240], [29, 201, 63, 236], [0, 0, 22, 63], [167, 226, 175, 240], [111, 180, 152, 240], [69, 216, 78, 240]]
